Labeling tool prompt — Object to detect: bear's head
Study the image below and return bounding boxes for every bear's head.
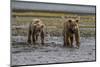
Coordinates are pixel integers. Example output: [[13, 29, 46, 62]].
[[32, 19, 44, 33], [67, 19, 79, 33]]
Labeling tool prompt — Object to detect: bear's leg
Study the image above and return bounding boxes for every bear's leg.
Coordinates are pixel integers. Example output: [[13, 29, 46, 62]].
[[63, 33, 67, 47], [70, 35, 74, 47], [36, 34, 38, 40], [40, 30, 44, 45], [27, 26, 32, 44], [66, 36, 71, 47], [32, 33, 36, 45], [75, 32, 80, 48]]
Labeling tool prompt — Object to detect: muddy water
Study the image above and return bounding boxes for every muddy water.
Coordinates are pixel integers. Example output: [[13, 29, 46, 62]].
[[11, 37, 95, 66]]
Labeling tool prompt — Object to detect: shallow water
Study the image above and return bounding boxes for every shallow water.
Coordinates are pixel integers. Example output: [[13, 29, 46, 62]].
[[11, 37, 96, 66]]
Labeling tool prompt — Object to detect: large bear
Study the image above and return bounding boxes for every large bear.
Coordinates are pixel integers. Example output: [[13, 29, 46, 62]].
[[27, 19, 45, 46], [63, 16, 80, 48]]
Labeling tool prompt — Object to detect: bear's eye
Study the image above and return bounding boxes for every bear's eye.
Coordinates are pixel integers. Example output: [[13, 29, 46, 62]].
[[68, 20, 72, 23], [76, 20, 79, 23]]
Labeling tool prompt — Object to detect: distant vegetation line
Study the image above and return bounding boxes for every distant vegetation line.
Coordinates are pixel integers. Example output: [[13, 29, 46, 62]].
[[11, 11, 96, 37], [12, 12, 95, 23]]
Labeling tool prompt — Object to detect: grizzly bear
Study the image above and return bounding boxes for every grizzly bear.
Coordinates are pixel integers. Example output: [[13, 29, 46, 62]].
[[63, 16, 80, 48], [27, 19, 45, 45]]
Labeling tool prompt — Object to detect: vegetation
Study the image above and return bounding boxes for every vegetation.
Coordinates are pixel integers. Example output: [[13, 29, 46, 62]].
[[12, 11, 96, 37]]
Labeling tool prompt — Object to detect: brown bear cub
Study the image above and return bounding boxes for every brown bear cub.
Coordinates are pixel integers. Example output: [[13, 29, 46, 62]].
[[63, 16, 80, 48], [27, 19, 45, 46]]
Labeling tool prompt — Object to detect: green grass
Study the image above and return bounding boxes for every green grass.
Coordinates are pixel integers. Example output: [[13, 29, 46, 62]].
[[13, 11, 95, 23], [80, 30, 95, 37], [80, 26, 95, 28], [12, 13, 96, 37]]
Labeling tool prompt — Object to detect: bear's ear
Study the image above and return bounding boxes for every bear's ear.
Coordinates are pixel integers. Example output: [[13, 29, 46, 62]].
[[68, 19, 72, 23], [76, 20, 79, 23]]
